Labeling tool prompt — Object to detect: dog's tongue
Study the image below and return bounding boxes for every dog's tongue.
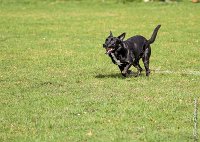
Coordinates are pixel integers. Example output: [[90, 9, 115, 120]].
[[106, 48, 113, 54]]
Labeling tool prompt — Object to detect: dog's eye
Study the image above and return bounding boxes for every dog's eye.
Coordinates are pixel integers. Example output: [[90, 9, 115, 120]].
[[105, 39, 108, 42], [111, 38, 113, 41]]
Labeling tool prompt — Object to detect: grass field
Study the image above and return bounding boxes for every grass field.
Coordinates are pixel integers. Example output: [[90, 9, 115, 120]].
[[0, 0, 200, 141]]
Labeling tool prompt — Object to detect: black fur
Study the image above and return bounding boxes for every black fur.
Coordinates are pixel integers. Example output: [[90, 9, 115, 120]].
[[103, 25, 161, 77]]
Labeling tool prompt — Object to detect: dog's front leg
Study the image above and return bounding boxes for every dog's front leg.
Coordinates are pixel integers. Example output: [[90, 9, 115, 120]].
[[119, 65, 126, 77], [133, 61, 143, 77], [119, 65, 133, 77], [121, 63, 133, 77]]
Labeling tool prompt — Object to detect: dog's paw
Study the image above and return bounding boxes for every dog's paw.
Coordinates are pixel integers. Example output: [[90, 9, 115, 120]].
[[134, 74, 139, 77], [135, 71, 142, 77], [146, 70, 150, 76], [146, 73, 150, 76], [121, 72, 127, 77], [122, 70, 126, 74], [127, 70, 133, 75]]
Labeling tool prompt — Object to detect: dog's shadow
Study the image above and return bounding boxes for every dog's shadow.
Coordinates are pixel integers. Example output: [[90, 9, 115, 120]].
[[95, 73, 123, 79], [95, 72, 137, 79]]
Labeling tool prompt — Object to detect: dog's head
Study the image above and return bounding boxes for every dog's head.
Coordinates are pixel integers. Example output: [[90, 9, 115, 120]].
[[103, 31, 126, 54]]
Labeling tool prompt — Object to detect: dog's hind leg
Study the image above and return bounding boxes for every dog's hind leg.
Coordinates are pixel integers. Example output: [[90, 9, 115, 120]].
[[142, 47, 151, 76]]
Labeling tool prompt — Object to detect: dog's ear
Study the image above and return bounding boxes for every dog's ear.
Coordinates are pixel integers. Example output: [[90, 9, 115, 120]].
[[118, 33, 126, 41], [109, 31, 113, 37]]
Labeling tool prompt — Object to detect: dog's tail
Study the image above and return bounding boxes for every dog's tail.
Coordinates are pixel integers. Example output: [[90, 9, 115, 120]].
[[142, 25, 161, 52], [147, 24, 161, 45]]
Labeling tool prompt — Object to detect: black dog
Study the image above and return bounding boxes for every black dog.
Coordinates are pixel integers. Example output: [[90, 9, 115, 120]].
[[103, 25, 161, 77]]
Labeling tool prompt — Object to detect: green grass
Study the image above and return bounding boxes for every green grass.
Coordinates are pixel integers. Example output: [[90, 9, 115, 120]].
[[0, 0, 200, 141]]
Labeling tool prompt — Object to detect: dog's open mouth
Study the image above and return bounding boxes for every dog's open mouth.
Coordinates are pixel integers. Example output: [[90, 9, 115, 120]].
[[106, 48, 114, 54]]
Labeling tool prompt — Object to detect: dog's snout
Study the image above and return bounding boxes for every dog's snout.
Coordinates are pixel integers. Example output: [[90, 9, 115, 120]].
[[103, 44, 107, 48]]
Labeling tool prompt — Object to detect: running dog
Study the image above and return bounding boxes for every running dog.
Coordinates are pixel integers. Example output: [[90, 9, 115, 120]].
[[103, 25, 161, 77]]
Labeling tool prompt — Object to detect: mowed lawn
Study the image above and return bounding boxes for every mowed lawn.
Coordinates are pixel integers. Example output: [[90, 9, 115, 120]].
[[0, 0, 200, 141]]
